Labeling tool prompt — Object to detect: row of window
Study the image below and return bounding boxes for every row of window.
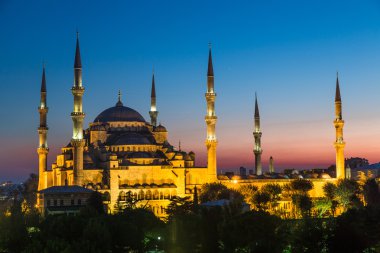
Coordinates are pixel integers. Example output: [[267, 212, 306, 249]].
[[151, 205, 166, 216], [119, 190, 177, 201], [110, 146, 156, 152], [46, 199, 82, 207]]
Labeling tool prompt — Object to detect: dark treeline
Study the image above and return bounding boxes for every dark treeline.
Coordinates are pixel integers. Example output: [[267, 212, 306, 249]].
[[0, 175, 380, 252]]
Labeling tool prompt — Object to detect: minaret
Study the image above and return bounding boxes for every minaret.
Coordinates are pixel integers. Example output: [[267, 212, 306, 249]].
[[269, 156, 274, 174], [334, 73, 345, 179], [149, 72, 158, 127], [37, 65, 49, 191], [253, 93, 263, 175], [205, 45, 217, 182], [345, 164, 351, 179], [71, 33, 86, 186]]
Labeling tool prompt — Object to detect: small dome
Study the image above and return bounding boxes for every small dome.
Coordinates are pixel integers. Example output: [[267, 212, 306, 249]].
[[83, 153, 93, 164], [184, 154, 192, 161], [319, 173, 331, 179], [94, 99, 145, 123], [155, 124, 167, 132], [113, 132, 153, 145], [127, 152, 153, 159]]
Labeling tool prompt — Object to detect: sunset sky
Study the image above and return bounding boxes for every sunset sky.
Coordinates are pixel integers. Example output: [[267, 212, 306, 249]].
[[1, 0, 380, 181]]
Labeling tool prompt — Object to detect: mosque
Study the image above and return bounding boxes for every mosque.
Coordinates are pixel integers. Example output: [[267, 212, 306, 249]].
[[36, 35, 345, 216]]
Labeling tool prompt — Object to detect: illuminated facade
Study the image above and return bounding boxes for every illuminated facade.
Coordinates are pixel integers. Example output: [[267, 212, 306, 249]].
[[334, 73, 346, 179], [37, 37, 345, 216], [253, 94, 262, 175]]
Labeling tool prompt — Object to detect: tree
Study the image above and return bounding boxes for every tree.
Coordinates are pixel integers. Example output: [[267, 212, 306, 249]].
[[289, 218, 332, 253], [193, 186, 199, 210], [165, 197, 201, 252], [335, 179, 361, 211], [329, 206, 380, 252], [21, 174, 39, 212], [166, 196, 194, 220], [290, 179, 313, 194], [292, 194, 312, 218], [261, 183, 282, 211], [323, 182, 338, 216], [0, 201, 29, 253], [363, 179, 380, 207], [252, 191, 270, 211], [221, 211, 284, 252], [200, 183, 243, 204], [84, 191, 105, 215], [114, 192, 142, 213], [283, 179, 314, 218], [314, 198, 332, 218], [239, 184, 258, 207]]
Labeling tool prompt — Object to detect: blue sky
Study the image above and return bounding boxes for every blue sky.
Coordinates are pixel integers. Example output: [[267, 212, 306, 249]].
[[1, 0, 380, 181]]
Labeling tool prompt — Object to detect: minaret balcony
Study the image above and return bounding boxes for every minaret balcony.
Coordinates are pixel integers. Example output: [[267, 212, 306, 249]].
[[38, 127, 48, 133], [71, 86, 85, 91], [205, 93, 216, 100], [71, 139, 86, 146], [71, 87, 85, 95], [38, 107, 48, 112], [71, 112, 85, 117], [205, 115, 217, 120]]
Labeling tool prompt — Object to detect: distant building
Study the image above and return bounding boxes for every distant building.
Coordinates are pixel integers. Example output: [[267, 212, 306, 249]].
[[351, 162, 380, 179], [239, 167, 247, 177], [38, 186, 93, 216], [345, 157, 369, 169]]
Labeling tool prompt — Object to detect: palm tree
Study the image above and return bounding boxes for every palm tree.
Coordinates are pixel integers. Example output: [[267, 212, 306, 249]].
[[323, 182, 338, 216], [335, 179, 361, 211], [261, 183, 282, 211], [239, 184, 258, 208]]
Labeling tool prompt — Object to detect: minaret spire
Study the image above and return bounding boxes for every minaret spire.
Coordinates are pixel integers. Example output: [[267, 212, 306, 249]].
[[149, 71, 158, 126], [41, 65, 46, 92], [71, 33, 86, 186], [37, 65, 49, 192], [335, 72, 341, 102], [333, 73, 345, 179], [269, 156, 274, 173], [74, 32, 82, 69], [253, 93, 262, 175], [116, 90, 123, 106], [207, 43, 214, 77], [205, 44, 218, 182]]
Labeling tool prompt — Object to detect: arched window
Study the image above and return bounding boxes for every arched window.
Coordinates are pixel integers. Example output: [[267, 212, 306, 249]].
[[153, 190, 159, 200], [146, 190, 152, 200], [119, 191, 126, 201], [138, 190, 144, 200], [171, 190, 177, 199], [102, 192, 111, 202], [164, 190, 170, 200]]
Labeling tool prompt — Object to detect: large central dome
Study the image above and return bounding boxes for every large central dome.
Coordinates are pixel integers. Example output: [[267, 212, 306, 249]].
[[94, 99, 146, 123]]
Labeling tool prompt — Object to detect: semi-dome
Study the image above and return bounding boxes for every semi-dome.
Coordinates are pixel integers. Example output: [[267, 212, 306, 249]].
[[94, 99, 146, 123], [112, 132, 153, 145], [155, 124, 167, 132]]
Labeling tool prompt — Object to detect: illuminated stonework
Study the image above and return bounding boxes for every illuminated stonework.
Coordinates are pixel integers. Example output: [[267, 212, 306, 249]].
[[253, 94, 262, 175], [36, 42, 343, 217], [205, 48, 218, 182], [334, 74, 346, 179]]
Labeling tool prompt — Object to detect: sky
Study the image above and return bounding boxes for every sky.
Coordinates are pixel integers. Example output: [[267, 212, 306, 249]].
[[1, 0, 380, 182]]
